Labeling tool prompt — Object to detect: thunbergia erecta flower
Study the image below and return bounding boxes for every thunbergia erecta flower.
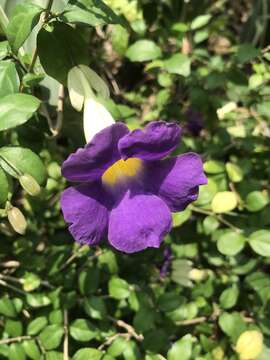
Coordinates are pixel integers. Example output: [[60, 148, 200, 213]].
[[61, 121, 207, 253]]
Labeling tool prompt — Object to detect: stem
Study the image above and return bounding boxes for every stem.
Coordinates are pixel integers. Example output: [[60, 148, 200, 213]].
[[0, 336, 32, 345], [190, 205, 242, 233], [63, 310, 69, 360], [27, 0, 54, 74]]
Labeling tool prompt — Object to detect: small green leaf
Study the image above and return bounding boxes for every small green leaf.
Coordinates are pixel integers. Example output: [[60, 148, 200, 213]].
[[5, 319, 22, 337], [218, 312, 246, 341], [108, 277, 130, 299], [236, 44, 260, 64], [22, 340, 41, 360], [6, 3, 43, 53], [211, 191, 238, 213], [0, 41, 10, 60], [249, 230, 270, 257], [0, 60, 19, 97], [39, 325, 64, 350], [204, 160, 225, 174], [0, 167, 9, 205], [72, 348, 103, 360], [62, 0, 126, 27], [167, 334, 194, 360], [246, 191, 268, 212], [26, 293, 51, 308], [219, 284, 239, 309], [0, 94, 40, 131], [70, 319, 97, 342], [164, 54, 191, 77], [83, 296, 107, 320], [27, 316, 48, 335], [22, 272, 41, 292], [0, 297, 17, 317], [126, 40, 162, 62], [226, 162, 243, 183], [190, 14, 212, 30], [8, 343, 26, 360], [217, 231, 246, 256], [172, 208, 191, 227], [0, 147, 46, 185]]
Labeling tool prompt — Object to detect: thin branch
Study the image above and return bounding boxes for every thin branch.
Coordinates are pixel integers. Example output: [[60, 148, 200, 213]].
[[0, 336, 32, 345], [63, 310, 69, 360]]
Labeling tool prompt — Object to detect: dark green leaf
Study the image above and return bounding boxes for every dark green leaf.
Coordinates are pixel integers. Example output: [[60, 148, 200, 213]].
[[62, 0, 126, 27], [70, 319, 97, 342], [39, 325, 64, 350], [37, 22, 89, 84], [0, 167, 9, 205]]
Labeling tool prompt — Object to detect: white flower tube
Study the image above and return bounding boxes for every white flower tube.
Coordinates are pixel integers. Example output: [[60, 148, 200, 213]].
[[83, 97, 115, 143], [67, 65, 115, 143]]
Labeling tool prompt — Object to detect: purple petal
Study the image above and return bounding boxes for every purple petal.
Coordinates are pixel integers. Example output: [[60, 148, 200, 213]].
[[119, 121, 181, 161], [60, 182, 110, 245], [146, 153, 207, 212], [62, 123, 129, 182], [108, 191, 172, 253]]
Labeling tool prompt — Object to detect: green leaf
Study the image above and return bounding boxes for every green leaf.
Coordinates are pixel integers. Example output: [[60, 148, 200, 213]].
[[0, 147, 46, 185], [0, 41, 10, 60], [0, 60, 19, 97], [27, 316, 48, 335], [6, 3, 43, 53], [219, 284, 239, 309], [211, 191, 238, 213], [78, 267, 100, 295], [0, 94, 40, 131], [108, 277, 130, 299], [0, 297, 17, 317], [39, 325, 64, 350], [218, 312, 246, 341], [164, 54, 191, 77], [8, 343, 26, 360], [217, 231, 246, 256], [70, 319, 97, 342], [245, 272, 270, 304], [172, 207, 191, 227], [190, 14, 212, 30], [246, 191, 268, 212], [62, 0, 126, 27], [83, 296, 107, 320], [37, 22, 88, 84], [167, 335, 194, 360], [204, 160, 225, 174], [22, 272, 41, 292], [236, 44, 260, 64], [249, 230, 270, 256], [202, 216, 219, 235], [0, 167, 9, 205], [5, 319, 23, 337], [108, 337, 128, 357], [72, 348, 103, 360], [22, 340, 41, 360], [26, 293, 51, 308], [226, 162, 243, 183], [46, 352, 64, 360], [126, 40, 162, 62], [111, 25, 129, 55]]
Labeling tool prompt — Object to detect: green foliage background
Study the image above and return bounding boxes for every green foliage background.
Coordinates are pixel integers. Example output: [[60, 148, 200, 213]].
[[0, 0, 270, 359]]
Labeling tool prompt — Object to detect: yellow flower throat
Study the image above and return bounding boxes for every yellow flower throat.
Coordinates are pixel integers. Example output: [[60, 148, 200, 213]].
[[102, 158, 142, 187]]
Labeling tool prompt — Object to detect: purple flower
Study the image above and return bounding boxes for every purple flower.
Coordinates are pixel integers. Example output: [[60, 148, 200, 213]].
[[160, 247, 173, 278], [60, 121, 207, 253]]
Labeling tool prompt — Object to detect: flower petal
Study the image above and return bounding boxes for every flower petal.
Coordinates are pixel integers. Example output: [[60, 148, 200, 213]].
[[108, 191, 172, 253], [62, 123, 129, 182], [60, 183, 110, 245], [83, 97, 115, 143], [146, 153, 207, 212], [119, 121, 181, 161]]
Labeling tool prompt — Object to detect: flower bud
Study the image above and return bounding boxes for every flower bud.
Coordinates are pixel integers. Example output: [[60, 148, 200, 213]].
[[19, 174, 41, 196], [7, 206, 27, 235], [188, 268, 208, 282], [235, 330, 263, 360]]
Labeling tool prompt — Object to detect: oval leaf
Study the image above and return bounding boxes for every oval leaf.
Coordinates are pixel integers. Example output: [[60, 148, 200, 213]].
[[0, 94, 40, 131]]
